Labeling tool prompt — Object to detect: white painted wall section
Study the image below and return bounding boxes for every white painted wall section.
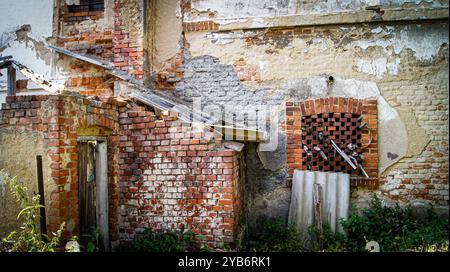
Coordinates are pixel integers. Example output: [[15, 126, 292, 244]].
[[0, 0, 56, 91]]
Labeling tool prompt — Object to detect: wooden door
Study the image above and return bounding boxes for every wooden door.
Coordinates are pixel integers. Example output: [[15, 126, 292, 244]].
[[77, 139, 110, 251], [78, 141, 97, 247]]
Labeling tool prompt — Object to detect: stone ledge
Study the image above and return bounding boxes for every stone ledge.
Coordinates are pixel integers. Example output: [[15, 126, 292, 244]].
[[184, 7, 449, 32]]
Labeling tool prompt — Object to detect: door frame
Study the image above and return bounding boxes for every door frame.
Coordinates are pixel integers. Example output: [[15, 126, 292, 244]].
[[77, 136, 110, 251]]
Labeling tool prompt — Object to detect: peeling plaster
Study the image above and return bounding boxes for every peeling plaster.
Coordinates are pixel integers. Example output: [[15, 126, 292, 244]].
[[0, 0, 61, 89], [0, 129, 52, 237], [153, 0, 183, 71], [187, 22, 448, 85], [188, 0, 448, 21], [354, 24, 449, 62], [357, 57, 400, 78], [121, 0, 144, 48], [397, 108, 431, 156], [281, 76, 408, 174]]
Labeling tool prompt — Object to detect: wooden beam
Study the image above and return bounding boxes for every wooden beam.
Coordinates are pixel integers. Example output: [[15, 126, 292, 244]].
[[36, 155, 48, 238], [47, 44, 113, 70], [212, 124, 267, 142], [0, 55, 13, 62], [12, 61, 65, 93]]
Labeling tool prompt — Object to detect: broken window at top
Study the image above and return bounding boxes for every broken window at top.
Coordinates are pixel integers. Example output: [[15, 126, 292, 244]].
[[68, 0, 104, 13]]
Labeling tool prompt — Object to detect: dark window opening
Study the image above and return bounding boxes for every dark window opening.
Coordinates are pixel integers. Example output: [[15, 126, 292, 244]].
[[68, 0, 104, 13]]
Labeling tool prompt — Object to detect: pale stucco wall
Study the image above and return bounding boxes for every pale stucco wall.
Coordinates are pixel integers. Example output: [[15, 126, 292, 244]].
[[0, 129, 52, 237], [171, 0, 450, 226]]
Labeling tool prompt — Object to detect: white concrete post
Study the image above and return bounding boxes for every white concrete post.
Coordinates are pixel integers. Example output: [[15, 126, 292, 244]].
[[95, 141, 109, 252]]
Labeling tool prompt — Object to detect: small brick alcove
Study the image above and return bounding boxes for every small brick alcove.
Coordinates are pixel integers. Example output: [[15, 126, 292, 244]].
[[286, 97, 379, 188], [300, 112, 363, 174]]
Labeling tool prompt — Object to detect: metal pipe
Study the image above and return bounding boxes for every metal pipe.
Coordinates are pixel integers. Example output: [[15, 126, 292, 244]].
[[330, 140, 357, 169]]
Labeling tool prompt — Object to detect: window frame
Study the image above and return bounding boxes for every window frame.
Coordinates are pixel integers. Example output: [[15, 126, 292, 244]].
[[67, 0, 104, 13]]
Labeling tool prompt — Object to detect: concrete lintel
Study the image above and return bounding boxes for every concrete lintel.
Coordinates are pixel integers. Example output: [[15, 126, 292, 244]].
[[77, 136, 107, 142], [198, 7, 449, 32]]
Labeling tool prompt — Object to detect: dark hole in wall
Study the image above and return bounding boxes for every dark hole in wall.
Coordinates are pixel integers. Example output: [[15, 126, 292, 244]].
[[68, 0, 104, 12]]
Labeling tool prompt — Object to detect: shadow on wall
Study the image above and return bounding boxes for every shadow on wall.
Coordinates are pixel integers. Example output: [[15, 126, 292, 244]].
[[245, 142, 291, 231]]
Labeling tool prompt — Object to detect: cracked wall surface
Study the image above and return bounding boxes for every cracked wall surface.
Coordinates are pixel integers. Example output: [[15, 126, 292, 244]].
[[172, 1, 449, 227], [0, 0, 448, 237], [0, 130, 51, 237], [0, 0, 57, 97], [187, 0, 448, 21]]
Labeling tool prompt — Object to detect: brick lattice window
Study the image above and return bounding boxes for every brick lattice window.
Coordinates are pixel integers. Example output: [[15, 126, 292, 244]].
[[68, 0, 104, 12], [286, 97, 379, 188], [301, 112, 363, 174]]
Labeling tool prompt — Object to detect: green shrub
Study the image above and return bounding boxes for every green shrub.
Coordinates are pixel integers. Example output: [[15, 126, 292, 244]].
[[339, 195, 448, 252], [80, 228, 100, 252], [308, 224, 358, 252], [240, 196, 448, 252], [308, 195, 449, 252], [116, 228, 208, 252], [240, 218, 307, 252], [0, 171, 65, 252]]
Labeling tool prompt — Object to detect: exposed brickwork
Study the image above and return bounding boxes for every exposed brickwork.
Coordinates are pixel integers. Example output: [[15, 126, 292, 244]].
[[155, 52, 184, 90], [0, 95, 122, 240], [174, 19, 448, 217], [68, 75, 114, 97], [299, 112, 363, 173], [58, 8, 114, 61], [117, 106, 244, 248], [57, 1, 114, 97], [113, 0, 145, 80], [286, 97, 379, 187], [0, 93, 244, 248], [57, 0, 146, 96], [234, 58, 261, 84], [183, 21, 219, 32], [378, 76, 449, 206]]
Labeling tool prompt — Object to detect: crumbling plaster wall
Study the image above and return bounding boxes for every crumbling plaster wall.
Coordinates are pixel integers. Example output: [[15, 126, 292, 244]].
[[0, 0, 58, 96], [0, 130, 52, 237], [169, 1, 449, 228], [57, 0, 115, 59], [153, 0, 183, 72], [187, 0, 448, 21]]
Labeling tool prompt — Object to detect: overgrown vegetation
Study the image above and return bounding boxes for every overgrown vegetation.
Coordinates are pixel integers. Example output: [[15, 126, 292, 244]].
[[0, 171, 65, 252], [240, 219, 307, 252], [327, 195, 449, 252], [116, 228, 210, 252], [79, 228, 100, 252], [1, 171, 446, 253], [241, 195, 449, 252]]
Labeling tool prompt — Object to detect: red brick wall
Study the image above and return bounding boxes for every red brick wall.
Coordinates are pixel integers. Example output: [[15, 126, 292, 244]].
[[56, 1, 146, 96], [0, 94, 245, 248], [285, 97, 379, 188], [58, 10, 114, 61], [155, 52, 184, 90], [0, 95, 122, 240], [118, 106, 244, 248], [113, 0, 145, 80], [67, 75, 114, 97], [58, 2, 115, 97], [183, 21, 219, 32]]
